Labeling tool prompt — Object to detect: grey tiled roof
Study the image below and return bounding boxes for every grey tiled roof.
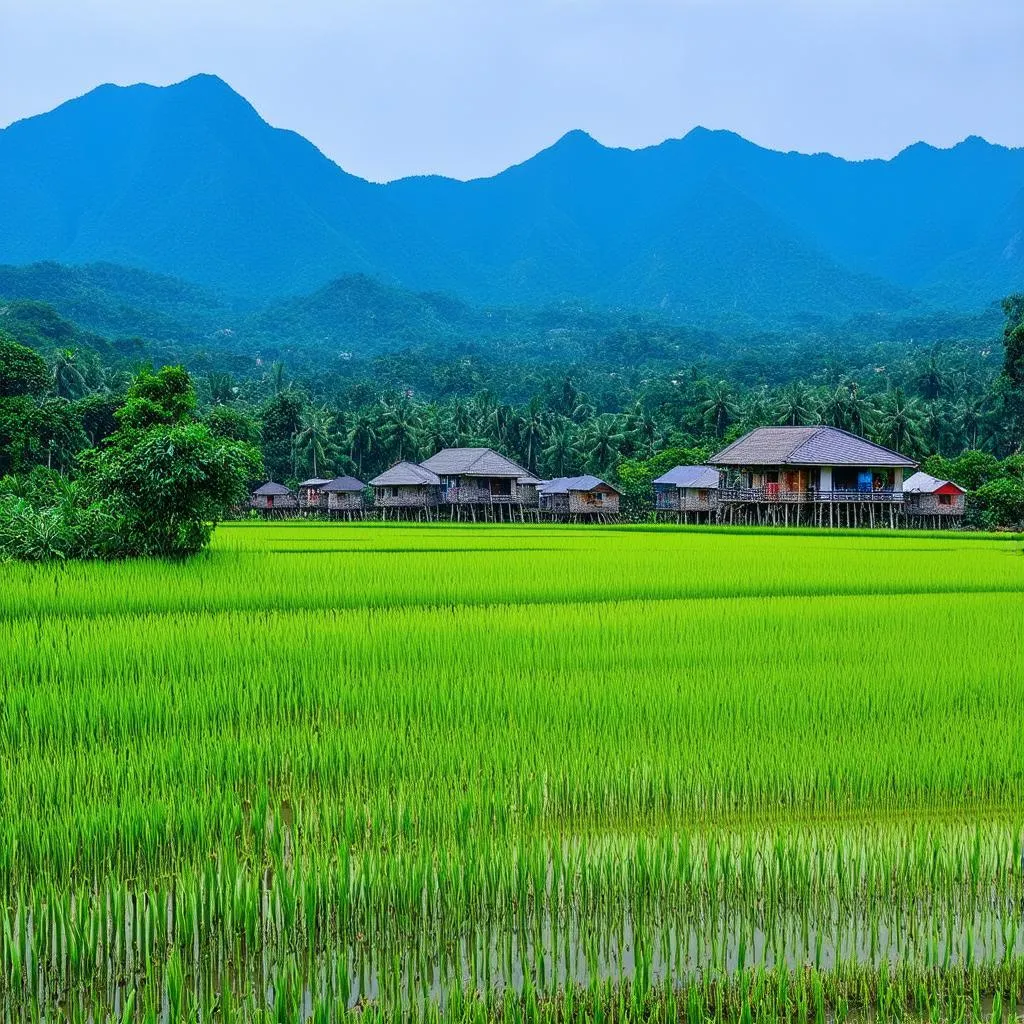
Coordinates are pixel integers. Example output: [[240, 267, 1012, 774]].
[[420, 447, 530, 478], [710, 427, 916, 468], [903, 471, 966, 494], [369, 462, 441, 487], [252, 482, 293, 496], [652, 466, 720, 489], [322, 475, 366, 492], [540, 475, 621, 495]]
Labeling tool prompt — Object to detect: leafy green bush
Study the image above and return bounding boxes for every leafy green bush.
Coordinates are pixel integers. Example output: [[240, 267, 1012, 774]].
[[0, 367, 262, 562]]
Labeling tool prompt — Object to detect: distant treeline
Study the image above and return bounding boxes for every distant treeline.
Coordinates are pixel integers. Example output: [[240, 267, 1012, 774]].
[[1, 274, 1023, 531]]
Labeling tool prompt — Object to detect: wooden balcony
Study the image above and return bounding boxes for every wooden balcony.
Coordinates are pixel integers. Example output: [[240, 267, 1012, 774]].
[[720, 487, 904, 504]]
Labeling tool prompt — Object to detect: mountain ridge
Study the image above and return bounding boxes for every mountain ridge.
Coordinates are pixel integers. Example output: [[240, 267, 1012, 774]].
[[1, 74, 1021, 318]]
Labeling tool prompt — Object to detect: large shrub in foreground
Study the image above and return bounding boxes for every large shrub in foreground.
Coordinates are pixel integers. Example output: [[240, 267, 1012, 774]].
[[85, 421, 261, 557], [0, 366, 262, 561]]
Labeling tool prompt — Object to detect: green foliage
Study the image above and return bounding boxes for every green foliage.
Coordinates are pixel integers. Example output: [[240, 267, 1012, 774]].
[[0, 332, 50, 397], [205, 404, 261, 444], [617, 445, 712, 500], [0, 367, 262, 561], [1001, 293, 1024, 385], [971, 477, 1024, 530], [114, 365, 196, 430], [84, 419, 262, 559]]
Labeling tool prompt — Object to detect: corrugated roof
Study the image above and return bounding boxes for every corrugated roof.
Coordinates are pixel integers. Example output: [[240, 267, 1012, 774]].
[[420, 447, 529, 478], [321, 475, 366, 492], [710, 426, 916, 468], [540, 475, 621, 495], [652, 466, 720, 489], [253, 482, 293, 496], [369, 462, 441, 487], [297, 477, 332, 488], [903, 471, 966, 494]]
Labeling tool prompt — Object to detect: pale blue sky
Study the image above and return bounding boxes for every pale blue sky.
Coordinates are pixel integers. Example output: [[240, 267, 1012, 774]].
[[0, 0, 1021, 182]]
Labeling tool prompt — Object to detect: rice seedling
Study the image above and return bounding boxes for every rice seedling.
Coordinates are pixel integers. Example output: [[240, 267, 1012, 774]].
[[0, 522, 1022, 1021]]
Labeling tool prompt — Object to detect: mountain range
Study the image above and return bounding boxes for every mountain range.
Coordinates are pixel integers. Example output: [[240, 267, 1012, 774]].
[[0, 74, 1021, 323]]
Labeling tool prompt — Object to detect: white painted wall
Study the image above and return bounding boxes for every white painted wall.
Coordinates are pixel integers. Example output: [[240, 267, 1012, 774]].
[[819, 466, 833, 491]]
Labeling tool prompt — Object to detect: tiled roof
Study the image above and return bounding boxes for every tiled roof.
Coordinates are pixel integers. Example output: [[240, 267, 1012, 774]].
[[420, 447, 529, 478], [369, 462, 441, 487], [252, 482, 293, 496], [652, 466, 720, 489], [540, 475, 621, 495], [711, 426, 916, 468], [321, 475, 366, 492], [903, 471, 966, 494]]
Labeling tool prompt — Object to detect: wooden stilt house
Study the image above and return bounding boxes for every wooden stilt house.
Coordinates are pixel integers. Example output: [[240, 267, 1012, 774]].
[[418, 448, 539, 521], [297, 477, 332, 513], [710, 426, 917, 528], [652, 466, 720, 522], [369, 462, 442, 520], [322, 476, 367, 518], [251, 482, 298, 516], [539, 476, 621, 521]]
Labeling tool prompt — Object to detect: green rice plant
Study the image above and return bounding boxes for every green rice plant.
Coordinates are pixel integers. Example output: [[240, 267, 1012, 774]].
[[0, 523, 1022, 1021]]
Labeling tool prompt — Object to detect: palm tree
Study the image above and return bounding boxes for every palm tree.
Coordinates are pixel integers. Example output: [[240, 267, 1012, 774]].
[[52, 349, 87, 400], [775, 382, 819, 427], [347, 410, 379, 477], [518, 399, 547, 473], [270, 362, 287, 396], [586, 414, 626, 475], [698, 381, 738, 438], [294, 404, 334, 478], [208, 372, 235, 405], [957, 393, 987, 451], [541, 418, 582, 477], [877, 387, 926, 455], [916, 349, 948, 401], [383, 400, 422, 462], [420, 404, 453, 457], [623, 400, 661, 459], [450, 400, 473, 446], [738, 387, 775, 431], [821, 384, 850, 430]]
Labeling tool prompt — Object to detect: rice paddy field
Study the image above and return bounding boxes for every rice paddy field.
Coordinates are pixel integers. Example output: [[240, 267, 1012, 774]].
[[2, 522, 1024, 1023]]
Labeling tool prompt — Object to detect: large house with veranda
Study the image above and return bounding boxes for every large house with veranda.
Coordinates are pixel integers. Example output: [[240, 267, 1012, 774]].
[[709, 426, 918, 527]]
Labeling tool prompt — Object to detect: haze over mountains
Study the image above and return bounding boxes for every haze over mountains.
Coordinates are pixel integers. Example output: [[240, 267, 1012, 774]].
[[0, 74, 1021, 324]]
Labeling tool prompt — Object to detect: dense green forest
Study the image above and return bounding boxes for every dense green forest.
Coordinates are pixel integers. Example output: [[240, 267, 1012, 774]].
[[1, 262, 1023, 529]]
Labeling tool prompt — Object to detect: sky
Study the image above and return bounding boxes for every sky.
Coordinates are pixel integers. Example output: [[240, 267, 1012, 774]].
[[0, 0, 1021, 183]]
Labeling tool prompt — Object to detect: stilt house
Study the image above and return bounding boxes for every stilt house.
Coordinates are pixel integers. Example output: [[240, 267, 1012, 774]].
[[539, 476, 621, 519], [369, 462, 442, 518], [652, 466, 719, 521], [322, 475, 367, 516], [710, 426, 917, 527], [297, 477, 332, 512], [419, 448, 539, 514], [902, 472, 967, 523], [251, 482, 297, 514]]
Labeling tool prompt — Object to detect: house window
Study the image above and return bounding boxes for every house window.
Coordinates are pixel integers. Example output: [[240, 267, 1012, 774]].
[[938, 493, 952, 506], [697, 489, 708, 500], [391, 487, 399, 498]]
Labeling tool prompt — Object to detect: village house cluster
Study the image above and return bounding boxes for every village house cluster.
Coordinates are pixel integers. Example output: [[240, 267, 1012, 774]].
[[251, 426, 967, 528]]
